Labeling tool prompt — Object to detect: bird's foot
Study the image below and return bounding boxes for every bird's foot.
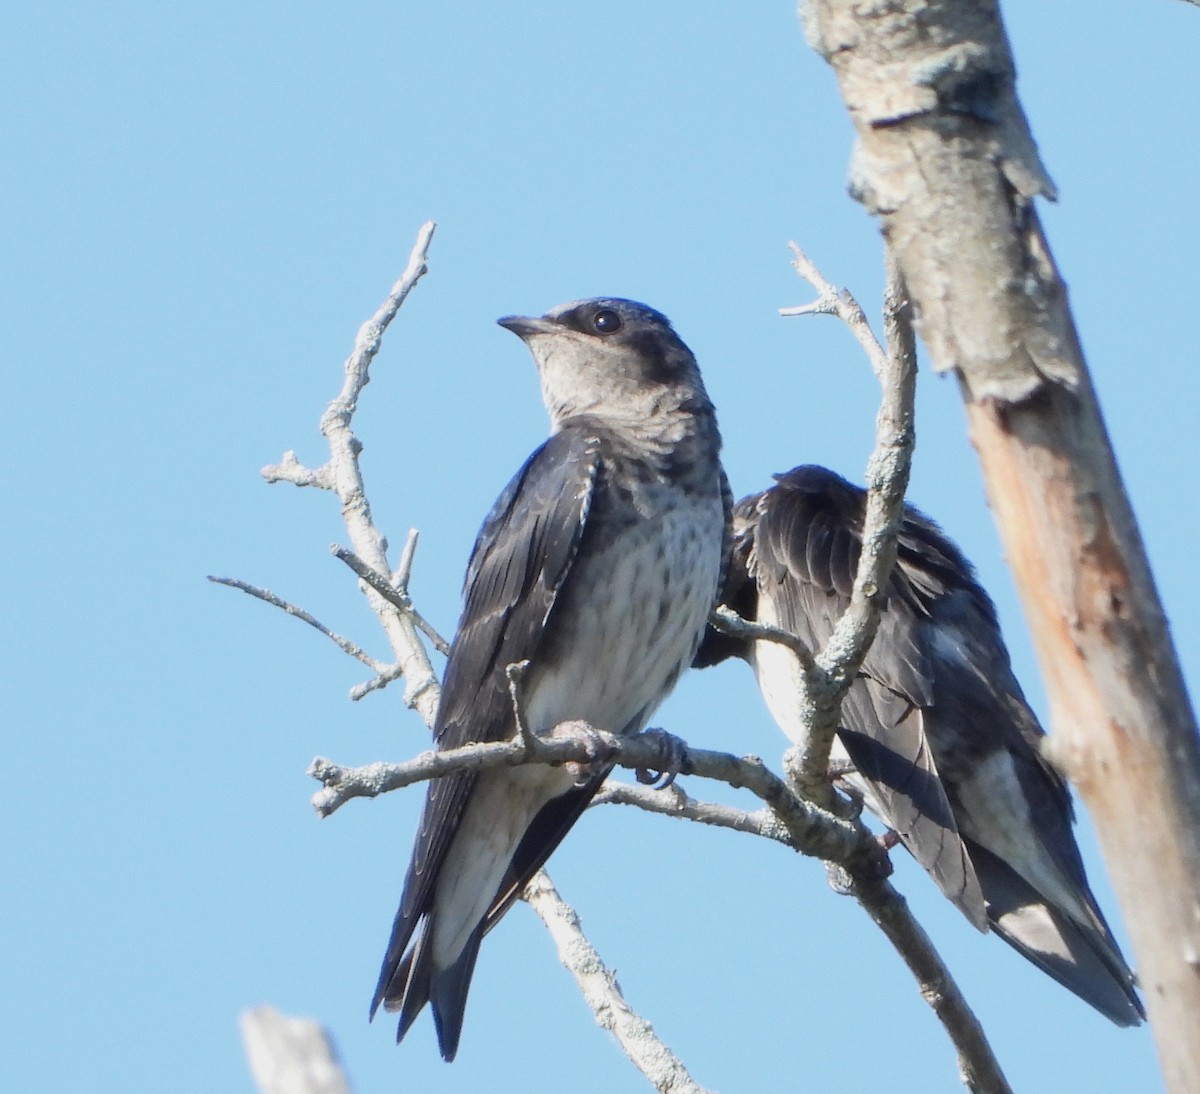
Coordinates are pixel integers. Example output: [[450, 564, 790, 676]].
[[827, 757, 865, 820], [825, 834, 895, 896], [827, 757, 857, 779], [544, 719, 616, 787], [634, 727, 688, 790]]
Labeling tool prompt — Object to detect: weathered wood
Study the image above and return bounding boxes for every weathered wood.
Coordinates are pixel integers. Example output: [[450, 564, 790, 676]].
[[241, 1007, 352, 1094], [802, 2, 1200, 1089]]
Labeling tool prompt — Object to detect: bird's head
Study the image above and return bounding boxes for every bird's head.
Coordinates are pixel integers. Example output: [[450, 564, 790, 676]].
[[497, 298, 712, 432]]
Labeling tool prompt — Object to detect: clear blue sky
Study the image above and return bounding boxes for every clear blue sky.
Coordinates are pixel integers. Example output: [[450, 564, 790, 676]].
[[5, 2, 1196, 1091]]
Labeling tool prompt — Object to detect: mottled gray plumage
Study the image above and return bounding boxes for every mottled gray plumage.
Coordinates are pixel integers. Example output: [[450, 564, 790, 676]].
[[372, 299, 730, 1059], [695, 465, 1143, 1026]]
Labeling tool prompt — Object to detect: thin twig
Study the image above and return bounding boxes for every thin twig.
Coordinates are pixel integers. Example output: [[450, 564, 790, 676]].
[[851, 876, 1012, 1094], [207, 576, 387, 673], [262, 221, 442, 726], [393, 528, 420, 590], [776, 246, 917, 803], [207, 576, 416, 702], [523, 871, 716, 1094], [505, 660, 538, 751], [709, 605, 820, 679], [594, 780, 796, 846], [349, 664, 408, 702], [331, 545, 451, 655]]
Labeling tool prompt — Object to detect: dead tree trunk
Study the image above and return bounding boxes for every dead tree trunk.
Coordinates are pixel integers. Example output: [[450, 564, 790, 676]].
[[800, 3, 1200, 1089]]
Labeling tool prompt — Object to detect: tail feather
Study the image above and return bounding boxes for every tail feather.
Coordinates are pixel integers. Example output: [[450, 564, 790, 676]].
[[427, 924, 486, 1061], [970, 842, 1144, 1026], [376, 916, 487, 1061], [372, 782, 602, 1057], [390, 934, 426, 1042]]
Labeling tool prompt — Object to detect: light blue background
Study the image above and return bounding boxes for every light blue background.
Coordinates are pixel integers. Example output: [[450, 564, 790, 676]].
[[5, 2, 1194, 1091]]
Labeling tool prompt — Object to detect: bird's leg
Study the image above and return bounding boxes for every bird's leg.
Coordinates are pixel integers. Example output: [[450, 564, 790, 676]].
[[542, 719, 618, 787], [825, 834, 895, 896], [825, 758, 902, 849], [825, 750, 868, 821], [827, 757, 857, 779], [633, 727, 688, 790]]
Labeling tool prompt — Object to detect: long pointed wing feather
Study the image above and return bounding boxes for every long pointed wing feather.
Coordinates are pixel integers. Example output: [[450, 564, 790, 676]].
[[372, 428, 601, 1014], [749, 466, 986, 925]]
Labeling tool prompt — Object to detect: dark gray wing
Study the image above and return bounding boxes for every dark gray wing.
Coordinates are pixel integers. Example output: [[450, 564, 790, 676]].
[[915, 601, 1144, 1022], [748, 465, 987, 927], [371, 428, 601, 1017], [702, 466, 1142, 1021]]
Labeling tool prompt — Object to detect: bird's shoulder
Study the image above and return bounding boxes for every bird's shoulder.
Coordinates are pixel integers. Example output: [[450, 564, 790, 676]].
[[761, 469, 1068, 794], [749, 466, 998, 703], [753, 467, 985, 613], [462, 428, 601, 597], [435, 428, 602, 747]]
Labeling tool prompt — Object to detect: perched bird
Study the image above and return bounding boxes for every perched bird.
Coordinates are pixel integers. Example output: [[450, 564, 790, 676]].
[[695, 464, 1144, 1026], [372, 298, 730, 1059]]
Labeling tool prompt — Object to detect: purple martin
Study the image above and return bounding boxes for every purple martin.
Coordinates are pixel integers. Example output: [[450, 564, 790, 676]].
[[372, 298, 730, 1059], [696, 465, 1144, 1026]]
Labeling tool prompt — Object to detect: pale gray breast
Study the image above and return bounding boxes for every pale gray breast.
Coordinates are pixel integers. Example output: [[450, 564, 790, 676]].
[[524, 484, 726, 738]]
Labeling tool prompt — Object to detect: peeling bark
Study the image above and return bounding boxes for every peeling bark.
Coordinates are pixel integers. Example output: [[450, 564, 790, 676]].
[[802, 3, 1200, 1090]]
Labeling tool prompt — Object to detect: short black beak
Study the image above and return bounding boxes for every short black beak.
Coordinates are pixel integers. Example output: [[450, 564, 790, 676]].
[[497, 315, 557, 340]]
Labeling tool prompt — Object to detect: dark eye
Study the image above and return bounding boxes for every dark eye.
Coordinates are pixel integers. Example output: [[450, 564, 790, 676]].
[[592, 308, 622, 334]]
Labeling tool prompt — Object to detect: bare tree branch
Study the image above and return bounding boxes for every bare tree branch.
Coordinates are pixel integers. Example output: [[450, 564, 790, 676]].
[[776, 247, 917, 803], [240, 1006, 352, 1094], [307, 722, 873, 869], [207, 576, 388, 674], [597, 779, 1010, 1093], [261, 220, 443, 726], [802, 4, 1200, 1088], [308, 718, 1010, 1089], [848, 877, 1012, 1094], [773, 244, 1005, 1089], [523, 872, 715, 1094], [594, 779, 796, 846], [330, 544, 451, 655]]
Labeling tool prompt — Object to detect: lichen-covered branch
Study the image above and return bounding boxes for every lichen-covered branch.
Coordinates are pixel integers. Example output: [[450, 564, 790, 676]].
[[308, 720, 872, 871], [802, 4, 1200, 1089], [261, 221, 442, 722], [523, 872, 715, 1094], [771, 249, 917, 806]]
